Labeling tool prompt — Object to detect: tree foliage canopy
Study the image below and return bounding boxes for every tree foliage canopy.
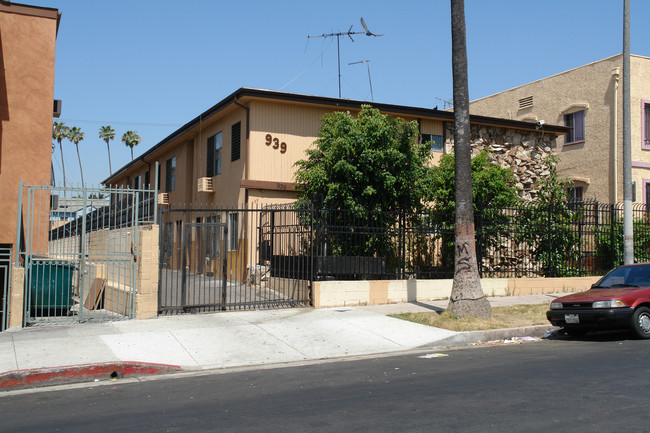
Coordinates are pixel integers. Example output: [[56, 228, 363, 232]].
[[294, 106, 432, 214], [426, 150, 519, 273], [429, 150, 519, 214]]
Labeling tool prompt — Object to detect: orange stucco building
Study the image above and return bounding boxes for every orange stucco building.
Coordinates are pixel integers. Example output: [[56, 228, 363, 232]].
[[0, 2, 60, 256]]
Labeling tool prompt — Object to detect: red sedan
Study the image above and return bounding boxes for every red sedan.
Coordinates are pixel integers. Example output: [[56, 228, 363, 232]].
[[547, 263, 650, 338]]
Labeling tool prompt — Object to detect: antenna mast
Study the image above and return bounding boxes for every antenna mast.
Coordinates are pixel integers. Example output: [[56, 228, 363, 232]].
[[349, 60, 374, 102], [308, 18, 382, 98]]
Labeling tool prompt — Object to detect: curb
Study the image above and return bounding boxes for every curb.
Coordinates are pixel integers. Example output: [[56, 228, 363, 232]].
[[0, 361, 182, 391], [426, 324, 557, 349], [0, 325, 558, 391]]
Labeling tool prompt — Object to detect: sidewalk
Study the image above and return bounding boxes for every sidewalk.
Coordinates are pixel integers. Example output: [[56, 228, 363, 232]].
[[0, 293, 562, 391]]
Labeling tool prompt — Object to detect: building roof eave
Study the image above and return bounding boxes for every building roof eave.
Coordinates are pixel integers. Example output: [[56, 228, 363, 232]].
[[102, 87, 570, 185]]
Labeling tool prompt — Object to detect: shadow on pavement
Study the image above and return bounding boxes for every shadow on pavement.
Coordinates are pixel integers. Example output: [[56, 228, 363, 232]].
[[407, 301, 445, 313], [548, 328, 637, 342]]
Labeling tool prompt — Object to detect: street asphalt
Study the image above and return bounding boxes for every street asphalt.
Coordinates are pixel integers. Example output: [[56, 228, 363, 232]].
[[0, 293, 563, 391]]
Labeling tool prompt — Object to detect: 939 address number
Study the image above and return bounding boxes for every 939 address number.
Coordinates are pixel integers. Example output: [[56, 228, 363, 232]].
[[265, 134, 287, 154]]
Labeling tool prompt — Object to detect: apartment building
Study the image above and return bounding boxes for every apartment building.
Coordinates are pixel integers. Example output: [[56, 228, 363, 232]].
[[470, 54, 650, 204]]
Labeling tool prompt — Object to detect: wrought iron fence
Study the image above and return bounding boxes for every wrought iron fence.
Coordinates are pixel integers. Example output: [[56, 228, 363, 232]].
[[270, 200, 650, 280], [156, 199, 650, 316]]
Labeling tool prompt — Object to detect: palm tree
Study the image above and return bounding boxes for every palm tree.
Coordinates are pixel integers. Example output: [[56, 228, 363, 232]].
[[447, 0, 491, 319], [52, 121, 70, 187], [121, 130, 142, 161], [99, 125, 116, 175], [68, 126, 85, 188]]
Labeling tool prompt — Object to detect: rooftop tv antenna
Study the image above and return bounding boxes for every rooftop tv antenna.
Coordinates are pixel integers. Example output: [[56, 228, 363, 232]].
[[435, 97, 453, 110], [349, 60, 374, 102], [308, 18, 382, 98]]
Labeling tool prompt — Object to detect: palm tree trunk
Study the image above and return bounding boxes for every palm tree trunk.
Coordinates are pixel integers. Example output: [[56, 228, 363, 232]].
[[106, 142, 112, 175], [130, 148, 134, 161], [75, 143, 85, 189], [59, 140, 66, 188], [447, 0, 491, 319]]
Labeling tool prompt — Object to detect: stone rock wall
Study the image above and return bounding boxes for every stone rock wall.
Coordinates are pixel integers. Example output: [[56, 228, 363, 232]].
[[445, 123, 558, 201]]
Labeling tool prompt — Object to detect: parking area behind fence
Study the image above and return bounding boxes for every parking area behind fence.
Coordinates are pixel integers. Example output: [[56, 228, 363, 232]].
[[159, 206, 311, 314]]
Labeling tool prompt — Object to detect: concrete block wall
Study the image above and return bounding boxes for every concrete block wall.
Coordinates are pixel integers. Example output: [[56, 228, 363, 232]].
[[135, 224, 159, 319], [312, 276, 600, 308], [8, 267, 24, 328]]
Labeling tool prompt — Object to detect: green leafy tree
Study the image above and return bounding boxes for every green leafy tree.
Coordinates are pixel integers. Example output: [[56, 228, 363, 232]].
[[67, 126, 85, 188], [427, 150, 519, 273], [121, 130, 141, 161], [52, 121, 70, 187], [99, 125, 116, 175], [595, 211, 650, 269], [518, 155, 580, 276], [294, 105, 432, 259]]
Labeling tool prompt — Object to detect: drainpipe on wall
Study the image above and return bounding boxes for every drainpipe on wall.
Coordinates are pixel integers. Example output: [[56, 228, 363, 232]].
[[234, 98, 251, 205], [613, 67, 620, 204]]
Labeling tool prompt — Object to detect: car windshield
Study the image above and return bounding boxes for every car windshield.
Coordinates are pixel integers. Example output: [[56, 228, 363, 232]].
[[595, 264, 650, 288]]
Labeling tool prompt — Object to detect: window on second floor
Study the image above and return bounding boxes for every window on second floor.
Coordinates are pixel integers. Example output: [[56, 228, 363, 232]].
[[165, 156, 176, 192], [421, 133, 444, 152], [643, 100, 650, 150], [564, 110, 585, 145], [207, 132, 222, 177]]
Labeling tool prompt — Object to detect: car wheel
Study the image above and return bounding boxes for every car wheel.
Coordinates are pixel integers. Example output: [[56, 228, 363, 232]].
[[632, 307, 650, 339]]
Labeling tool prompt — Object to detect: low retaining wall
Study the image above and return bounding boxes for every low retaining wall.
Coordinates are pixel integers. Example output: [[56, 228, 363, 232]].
[[312, 276, 600, 308]]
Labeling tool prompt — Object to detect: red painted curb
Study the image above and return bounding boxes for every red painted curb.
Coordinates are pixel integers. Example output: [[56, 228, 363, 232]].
[[0, 361, 182, 390]]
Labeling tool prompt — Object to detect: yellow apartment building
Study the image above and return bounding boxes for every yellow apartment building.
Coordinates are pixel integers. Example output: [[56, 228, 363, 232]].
[[103, 88, 568, 289], [104, 87, 569, 206], [470, 54, 650, 204]]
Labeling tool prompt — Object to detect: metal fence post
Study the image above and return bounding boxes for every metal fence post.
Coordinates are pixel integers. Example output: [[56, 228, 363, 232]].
[[14, 179, 23, 267], [476, 202, 483, 277], [547, 204, 553, 277], [610, 204, 616, 268]]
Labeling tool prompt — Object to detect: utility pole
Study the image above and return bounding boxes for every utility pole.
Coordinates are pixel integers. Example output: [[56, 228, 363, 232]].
[[623, 0, 634, 264]]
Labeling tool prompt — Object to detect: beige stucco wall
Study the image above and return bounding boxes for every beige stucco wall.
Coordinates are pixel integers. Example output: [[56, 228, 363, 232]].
[[0, 5, 58, 249], [470, 54, 650, 204], [312, 276, 600, 308], [110, 97, 447, 212], [630, 55, 650, 202]]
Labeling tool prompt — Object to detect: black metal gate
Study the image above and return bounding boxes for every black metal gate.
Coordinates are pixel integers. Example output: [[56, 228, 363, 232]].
[[159, 206, 312, 314]]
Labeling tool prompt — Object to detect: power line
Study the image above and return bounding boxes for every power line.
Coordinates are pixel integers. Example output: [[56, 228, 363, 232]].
[[58, 118, 182, 128]]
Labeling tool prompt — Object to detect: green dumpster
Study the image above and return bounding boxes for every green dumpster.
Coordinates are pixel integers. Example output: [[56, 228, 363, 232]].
[[29, 259, 75, 316]]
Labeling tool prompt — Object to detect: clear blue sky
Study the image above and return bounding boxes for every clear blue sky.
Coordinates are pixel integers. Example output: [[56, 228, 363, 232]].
[[31, 0, 650, 188]]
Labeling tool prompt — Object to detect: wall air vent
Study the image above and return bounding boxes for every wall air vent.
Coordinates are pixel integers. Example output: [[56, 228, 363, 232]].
[[197, 177, 214, 193], [518, 96, 533, 109], [157, 193, 169, 205]]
